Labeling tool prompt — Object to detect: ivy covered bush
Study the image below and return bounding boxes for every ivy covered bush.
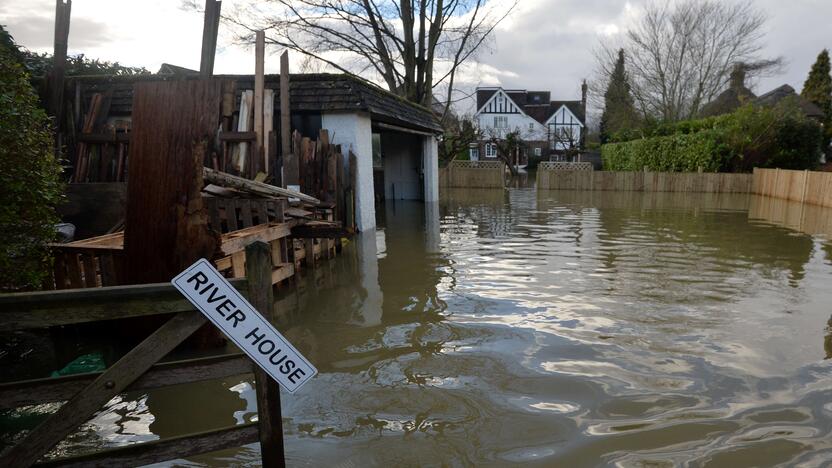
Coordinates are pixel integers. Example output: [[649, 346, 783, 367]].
[[602, 100, 823, 172], [1, 28, 63, 290]]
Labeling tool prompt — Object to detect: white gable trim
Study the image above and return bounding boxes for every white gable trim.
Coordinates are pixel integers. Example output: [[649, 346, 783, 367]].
[[544, 104, 584, 127], [476, 89, 524, 115]]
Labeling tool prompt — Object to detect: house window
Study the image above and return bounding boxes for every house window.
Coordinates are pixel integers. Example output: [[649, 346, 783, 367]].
[[529, 122, 534, 132], [494, 116, 508, 128], [485, 143, 497, 158], [534, 147, 541, 156], [469, 147, 479, 161]]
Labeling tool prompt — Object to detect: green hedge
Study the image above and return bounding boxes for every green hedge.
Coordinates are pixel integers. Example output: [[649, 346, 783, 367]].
[[602, 101, 823, 172], [1, 29, 63, 290], [603, 130, 729, 172]]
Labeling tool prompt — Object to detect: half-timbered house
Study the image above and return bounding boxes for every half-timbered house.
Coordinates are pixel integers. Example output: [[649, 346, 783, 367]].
[[471, 83, 587, 164]]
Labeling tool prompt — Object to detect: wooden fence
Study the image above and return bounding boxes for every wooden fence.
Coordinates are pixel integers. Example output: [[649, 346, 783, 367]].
[[537, 169, 753, 193], [0, 242, 286, 467], [752, 168, 832, 208], [441, 160, 505, 189]]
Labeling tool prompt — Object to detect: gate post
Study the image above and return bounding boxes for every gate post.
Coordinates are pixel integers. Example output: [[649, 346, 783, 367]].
[[245, 241, 286, 467]]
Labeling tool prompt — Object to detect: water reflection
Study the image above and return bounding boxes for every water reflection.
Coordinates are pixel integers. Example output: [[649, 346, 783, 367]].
[[9, 189, 832, 466]]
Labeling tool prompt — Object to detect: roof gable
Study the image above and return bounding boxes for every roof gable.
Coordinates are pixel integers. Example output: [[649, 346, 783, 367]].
[[477, 88, 524, 114], [544, 104, 585, 127]]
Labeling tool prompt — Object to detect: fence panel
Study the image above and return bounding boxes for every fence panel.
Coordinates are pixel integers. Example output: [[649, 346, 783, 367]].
[[538, 169, 751, 193], [446, 160, 505, 188], [752, 168, 832, 208]]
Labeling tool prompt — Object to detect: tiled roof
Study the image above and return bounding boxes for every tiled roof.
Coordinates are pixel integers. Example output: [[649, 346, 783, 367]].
[[67, 72, 442, 132], [523, 101, 585, 125], [754, 85, 825, 119]]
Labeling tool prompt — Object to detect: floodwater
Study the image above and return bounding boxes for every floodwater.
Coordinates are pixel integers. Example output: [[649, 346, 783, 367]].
[[6, 185, 832, 466]]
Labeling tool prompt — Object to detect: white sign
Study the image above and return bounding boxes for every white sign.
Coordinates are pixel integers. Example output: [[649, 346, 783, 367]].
[[172, 259, 317, 394]]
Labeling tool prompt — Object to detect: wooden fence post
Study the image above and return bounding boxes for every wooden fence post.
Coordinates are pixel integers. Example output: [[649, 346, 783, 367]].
[[245, 242, 285, 468]]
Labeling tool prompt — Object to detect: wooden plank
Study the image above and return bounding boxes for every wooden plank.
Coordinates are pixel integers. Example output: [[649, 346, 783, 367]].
[[271, 263, 295, 284], [199, 0, 221, 76], [263, 89, 274, 175], [221, 222, 292, 254], [80, 253, 97, 287], [304, 239, 315, 266], [98, 253, 118, 286], [0, 353, 252, 410], [233, 90, 254, 173], [231, 251, 246, 278], [124, 80, 223, 285], [280, 51, 294, 186], [204, 168, 320, 204], [0, 311, 208, 468], [219, 131, 257, 142], [66, 253, 83, 288], [291, 222, 351, 239], [245, 242, 286, 467], [226, 199, 240, 231], [240, 199, 254, 228], [285, 207, 313, 218], [0, 279, 247, 331], [35, 423, 258, 468], [254, 30, 266, 177]]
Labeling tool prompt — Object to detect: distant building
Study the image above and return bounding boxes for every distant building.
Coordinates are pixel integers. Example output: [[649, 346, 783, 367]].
[[471, 83, 587, 164], [701, 65, 824, 121]]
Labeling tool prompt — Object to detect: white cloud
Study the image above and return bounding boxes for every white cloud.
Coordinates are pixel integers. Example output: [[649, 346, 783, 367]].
[[3, 0, 830, 118]]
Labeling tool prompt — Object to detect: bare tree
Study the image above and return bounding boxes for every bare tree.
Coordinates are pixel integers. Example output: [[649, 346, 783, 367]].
[[595, 0, 781, 121], [220, 0, 515, 112], [486, 129, 524, 176], [549, 126, 581, 161]]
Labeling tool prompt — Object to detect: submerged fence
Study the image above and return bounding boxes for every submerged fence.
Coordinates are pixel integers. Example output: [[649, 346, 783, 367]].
[[0, 243, 286, 467], [752, 168, 832, 208], [537, 169, 752, 193], [441, 160, 505, 189]]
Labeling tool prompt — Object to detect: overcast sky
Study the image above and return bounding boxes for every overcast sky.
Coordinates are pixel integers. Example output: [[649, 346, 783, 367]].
[[2, 0, 830, 116]]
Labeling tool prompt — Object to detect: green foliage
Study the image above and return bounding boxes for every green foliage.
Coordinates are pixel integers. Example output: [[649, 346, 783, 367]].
[[0, 28, 64, 290], [439, 116, 480, 167], [801, 49, 832, 155], [22, 51, 151, 77], [599, 49, 641, 144], [602, 130, 730, 172], [602, 101, 823, 172]]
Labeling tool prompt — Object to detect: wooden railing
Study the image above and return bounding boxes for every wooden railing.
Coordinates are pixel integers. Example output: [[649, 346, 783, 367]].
[[0, 242, 286, 467]]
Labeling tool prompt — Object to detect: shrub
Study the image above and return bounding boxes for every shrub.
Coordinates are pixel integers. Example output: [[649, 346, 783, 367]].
[[603, 101, 823, 172], [602, 130, 730, 172], [0, 30, 63, 290]]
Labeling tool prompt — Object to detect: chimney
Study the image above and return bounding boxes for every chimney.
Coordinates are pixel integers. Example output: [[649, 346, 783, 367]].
[[730, 63, 746, 90], [581, 80, 588, 108]]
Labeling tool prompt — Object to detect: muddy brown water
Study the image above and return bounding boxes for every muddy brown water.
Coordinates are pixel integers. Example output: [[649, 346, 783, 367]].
[[4, 187, 832, 467]]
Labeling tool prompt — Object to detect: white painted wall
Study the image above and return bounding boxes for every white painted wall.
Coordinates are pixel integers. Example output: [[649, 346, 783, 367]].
[[322, 112, 375, 231], [545, 105, 584, 150], [422, 134, 439, 202], [476, 111, 548, 141]]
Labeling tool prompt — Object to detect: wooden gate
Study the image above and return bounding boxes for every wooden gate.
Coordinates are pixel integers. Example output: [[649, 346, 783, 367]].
[[0, 242, 288, 467]]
